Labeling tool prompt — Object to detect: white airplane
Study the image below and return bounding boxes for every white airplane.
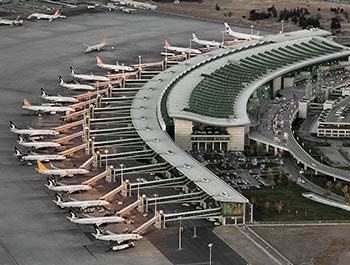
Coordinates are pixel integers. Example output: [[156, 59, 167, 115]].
[[67, 211, 124, 226], [53, 194, 109, 209], [83, 36, 112, 54], [37, 161, 89, 178], [0, 16, 23, 26], [10, 121, 58, 136], [164, 40, 202, 55], [191, 33, 221, 48], [18, 135, 60, 149], [46, 179, 91, 193], [14, 147, 65, 162], [91, 227, 143, 244], [59, 76, 96, 91], [41, 88, 78, 104], [224, 23, 263, 40], [70, 66, 110, 82], [22, 98, 75, 114], [27, 9, 66, 22], [96, 56, 134, 72]]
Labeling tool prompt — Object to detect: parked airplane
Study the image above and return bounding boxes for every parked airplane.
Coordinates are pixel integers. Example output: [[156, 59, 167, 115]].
[[224, 23, 263, 40], [0, 16, 23, 26], [22, 98, 75, 114], [96, 56, 134, 72], [59, 76, 96, 91], [18, 135, 60, 149], [46, 179, 91, 193], [37, 161, 89, 177], [83, 36, 112, 53], [70, 66, 110, 82], [14, 147, 65, 162], [10, 121, 58, 136], [67, 211, 124, 226], [54, 194, 109, 209], [91, 227, 142, 244], [27, 9, 66, 22], [164, 40, 202, 55], [191, 33, 221, 48], [41, 88, 78, 103]]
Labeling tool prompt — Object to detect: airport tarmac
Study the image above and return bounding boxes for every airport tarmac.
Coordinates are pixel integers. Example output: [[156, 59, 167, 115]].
[[0, 10, 247, 265]]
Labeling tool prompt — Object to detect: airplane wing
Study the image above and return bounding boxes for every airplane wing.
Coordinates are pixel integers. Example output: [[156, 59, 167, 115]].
[[49, 162, 60, 169], [106, 230, 116, 235], [83, 43, 90, 47]]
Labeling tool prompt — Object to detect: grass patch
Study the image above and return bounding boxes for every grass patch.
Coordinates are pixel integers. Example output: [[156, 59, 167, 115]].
[[243, 182, 350, 221]]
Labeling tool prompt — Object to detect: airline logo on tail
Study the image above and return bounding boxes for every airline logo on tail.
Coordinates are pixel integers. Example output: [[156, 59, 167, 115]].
[[192, 33, 198, 41], [37, 161, 48, 172], [54, 10, 61, 17], [224, 22, 231, 33], [96, 56, 103, 65], [164, 40, 170, 47], [23, 98, 31, 107]]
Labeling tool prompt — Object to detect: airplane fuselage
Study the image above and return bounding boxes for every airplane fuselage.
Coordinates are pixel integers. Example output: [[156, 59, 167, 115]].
[[42, 95, 78, 103], [37, 168, 89, 177], [165, 46, 201, 54], [11, 128, 58, 136], [67, 215, 124, 225], [0, 19, 23, 26], [22, 105, 75, 114], [98, 63, 134, 72], [93, 233, 141, 244], [84, 43, 106, 53], [55, 200, 109, 209], [60, 82, 96, 91], [22, 154, 66, 161], [46, 184, 91, 193], [18, 141, 60, 149], [72, 73, 109, 82]]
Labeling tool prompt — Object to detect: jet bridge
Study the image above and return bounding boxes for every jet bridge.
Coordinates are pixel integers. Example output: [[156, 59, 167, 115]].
[[157, 208, 222, 228], [55, 119, 84, 132], [55, 131, 83, 144], [110, 163, 173, 179], [140, 191, 208, 212], [89, 127, 136, 137], [99, 149, 156, 162], [87, 116, 133, 126], [92, 137, 145, 149], [91, 106, 131, 115], [58, 143, 86, 156]]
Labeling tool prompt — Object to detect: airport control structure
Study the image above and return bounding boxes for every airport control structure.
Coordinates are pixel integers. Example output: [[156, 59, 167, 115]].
[[11, 27, 350, 244]]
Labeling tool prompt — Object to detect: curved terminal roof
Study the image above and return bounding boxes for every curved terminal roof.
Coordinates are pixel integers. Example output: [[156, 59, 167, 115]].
[[167, 29, 350, 127]]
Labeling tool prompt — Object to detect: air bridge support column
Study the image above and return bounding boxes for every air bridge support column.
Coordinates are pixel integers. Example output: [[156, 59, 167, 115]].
[[227, 126, 245, 151], [174, 118, 193, 151], [273, 76, 282, 97]]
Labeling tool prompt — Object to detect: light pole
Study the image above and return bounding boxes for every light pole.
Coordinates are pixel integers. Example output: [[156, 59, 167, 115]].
[[193, 226, 197, 238], [208, 243, 213, 265], [138, 55, 142, 79], [250, 25, 254, 35], [281, 20, 284, 33], [120, 164, 124, 185], [136, 178, 141, 199], [178, 217, 183, 250], [104, 149, 109, 171], [189, 38, 192, 58], [221, 30, 225, 47], [153, 193, 158, 216]]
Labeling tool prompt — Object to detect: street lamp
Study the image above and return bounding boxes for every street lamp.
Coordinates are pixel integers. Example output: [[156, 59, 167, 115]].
[[104, 149, 109, 171], [178, 217, 183, 250], [281, 20, 284, 33], [250, 25, 254, 35], [221, 30, 225, 47], [120, 164, 124, 185], [208, 243, 213, 265], [153, 193, 158, 215], [136, 178, 141, 199], [138, 55, 142, 79]]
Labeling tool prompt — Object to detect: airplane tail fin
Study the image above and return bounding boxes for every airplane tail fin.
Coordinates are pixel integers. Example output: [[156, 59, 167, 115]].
[[14, 146, 23, 157], [41, 88, 48, 97], [16, 16, 21, 21], [91, 226, 102, 238], [192, 33, 198, 41], [53, 193, 63, 205], [23, 98, 32, 107], [70, 66, 77, 75], [164, 39, 170, 47], [224, 22, 231, 33], [96, 56, 103, 65], [54, 9, 61, 16], [17, 135, 25, 143], [68, 210, 77, 220], [102, 36, 107, 44], [37, 161, 48, 172], [9, 121, 16, 131], [46, 179, 56, 188], [59, 76, 65, 85]]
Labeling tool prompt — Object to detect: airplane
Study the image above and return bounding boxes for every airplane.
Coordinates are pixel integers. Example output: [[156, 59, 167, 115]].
[[191, 33, 221, 48], [14, 147, 65, 162], [18, 135, 60, 149], [10, 121, 58, 136], [22, 98, 75, 114], [96, 56, 134, 72], [224, 23, 263, 40], [91, 227, 143, 244], [112, 242, 135, 251], [83, 36, 112, 53], [70, 66, 110, 82], [164, 40, 202, 55], [41, 88, 78, 103], [53, 194, 110, 209], [66, 211, 125, 226], [0, 16, 23, 26], [27, 9, 66, 22], [37, 161, 89, 178], [59, 76, 96, 91], [46, 179, 91, 193]]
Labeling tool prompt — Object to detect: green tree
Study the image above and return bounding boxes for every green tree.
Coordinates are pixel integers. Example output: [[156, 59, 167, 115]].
[[264, 201, 271, 211]]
